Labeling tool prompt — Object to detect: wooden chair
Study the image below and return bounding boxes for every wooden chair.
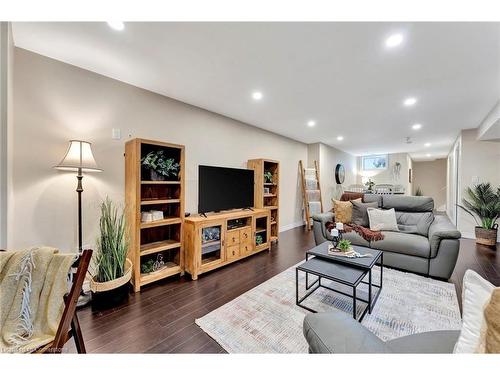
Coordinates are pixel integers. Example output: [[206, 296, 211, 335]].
[[34, 249, 92, 354]]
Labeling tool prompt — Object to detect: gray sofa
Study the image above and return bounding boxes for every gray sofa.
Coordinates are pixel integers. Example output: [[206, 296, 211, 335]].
[[303, 311, 460, 353], [312, 195, 461, 280]]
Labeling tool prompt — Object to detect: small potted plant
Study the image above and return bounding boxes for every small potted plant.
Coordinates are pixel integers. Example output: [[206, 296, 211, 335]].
[[90, 198, 132, 309], [457, 183, 499, 247], [337, 239, 352, 252], [141, 150, 180, 181], [264, 171, 273, 183], [365, 179, 375, 193]]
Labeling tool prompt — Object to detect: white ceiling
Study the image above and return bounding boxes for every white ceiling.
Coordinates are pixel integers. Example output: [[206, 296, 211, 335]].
[[12, 22, 500, 160]]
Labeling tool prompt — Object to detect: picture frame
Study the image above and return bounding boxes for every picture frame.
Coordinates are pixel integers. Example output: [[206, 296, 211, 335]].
[[362, 154, 388, 170]]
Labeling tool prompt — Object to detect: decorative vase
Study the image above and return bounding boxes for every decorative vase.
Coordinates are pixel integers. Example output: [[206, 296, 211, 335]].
[[90, 258, 133, 310], [475, 225, 498, 247], [149, 170, 165, 181]]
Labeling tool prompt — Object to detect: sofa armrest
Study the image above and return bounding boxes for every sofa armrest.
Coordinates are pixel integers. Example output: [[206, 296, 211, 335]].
[[312, 212, 334, 244], [428, 215, 461, 258], [303, 312, 391, 353]]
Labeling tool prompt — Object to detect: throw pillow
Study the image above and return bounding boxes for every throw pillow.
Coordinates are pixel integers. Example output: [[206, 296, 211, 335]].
[[352, 200, 378, 227], [453, 269, 495, 353], [484, 288, 500, 353], [332, 198, 361, 224], [366, 208, 399, 232]]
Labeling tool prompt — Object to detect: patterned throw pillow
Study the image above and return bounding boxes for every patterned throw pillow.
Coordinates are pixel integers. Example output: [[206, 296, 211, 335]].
[[333, 199, 360, 224]]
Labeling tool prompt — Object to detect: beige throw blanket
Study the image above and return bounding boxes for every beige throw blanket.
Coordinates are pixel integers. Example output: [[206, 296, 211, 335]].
[[0, 247, 75, 353]]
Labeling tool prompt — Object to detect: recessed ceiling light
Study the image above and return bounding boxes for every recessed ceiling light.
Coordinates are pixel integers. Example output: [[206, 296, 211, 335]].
[[412, 123, 422, 130], [252, 91, 263, 101], [307, 120, 316, 127], [424, 142, 431, 147], [404, 97, 417, 106], [426, 153, 431, 157], [107, 21, 125, 31], [337, 136, 344, 141], [385, 33, 404, 48]]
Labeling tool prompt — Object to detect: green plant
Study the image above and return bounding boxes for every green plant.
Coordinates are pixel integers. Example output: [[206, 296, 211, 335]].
[[364, 179, 375, 191], [141, 259, 154, 274], [255, 234, 263, 246], [415, 187, 423, 196], [337, 239, 352, 252], [94, 198, 129, 283], [457, 183, 500, 229], [264, 171, 273, 183], [141, 151, 180, 178]]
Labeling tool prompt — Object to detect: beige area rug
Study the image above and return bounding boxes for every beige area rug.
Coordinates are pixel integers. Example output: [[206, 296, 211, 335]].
[[195, 262, 462, 353]]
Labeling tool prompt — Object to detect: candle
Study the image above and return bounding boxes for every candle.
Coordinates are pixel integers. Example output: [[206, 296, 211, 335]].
[[331, 228, 339, 237], [336, 222, 344, 230]]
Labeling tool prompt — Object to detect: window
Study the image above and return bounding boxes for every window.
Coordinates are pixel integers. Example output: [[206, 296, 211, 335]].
[[362, 154, 388, 170]]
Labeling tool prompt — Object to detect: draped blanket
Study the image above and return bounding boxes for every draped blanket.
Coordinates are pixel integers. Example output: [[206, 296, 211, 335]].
[[325, 222, 384, 242], [0, 247, 75, 353]]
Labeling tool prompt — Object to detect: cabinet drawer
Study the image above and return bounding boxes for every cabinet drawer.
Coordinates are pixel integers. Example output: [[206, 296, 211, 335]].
[[240, 243, 253, 256], [227, 230, 240, 245], [240, 227, 252, 244], [226, 244, 240, 260]]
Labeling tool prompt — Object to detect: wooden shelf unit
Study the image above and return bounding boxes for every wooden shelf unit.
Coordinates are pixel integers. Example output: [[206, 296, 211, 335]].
[[125, 138, 185, 292], [184, 209, 270, 280], [247, 159, 280, 242]]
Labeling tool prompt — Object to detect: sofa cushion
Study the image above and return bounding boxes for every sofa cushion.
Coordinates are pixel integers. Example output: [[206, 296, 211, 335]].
[[363, 194, 382, 206], [386, 330, 459, 353], [367, 208, 399, 232], [370, 231, 430, 258], [351, 200, 378, 227], [396, 211, 434, 237], [333, 199, 360, 224], [382, 195, 434, 212], [342, 230, 370, 247]]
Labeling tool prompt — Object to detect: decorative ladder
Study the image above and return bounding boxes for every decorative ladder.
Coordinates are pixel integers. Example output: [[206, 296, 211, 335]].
[[299, 160, 323, 230]]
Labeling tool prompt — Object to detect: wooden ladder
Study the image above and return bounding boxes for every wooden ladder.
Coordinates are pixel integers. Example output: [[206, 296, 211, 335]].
[[299, 160, 323, 230]]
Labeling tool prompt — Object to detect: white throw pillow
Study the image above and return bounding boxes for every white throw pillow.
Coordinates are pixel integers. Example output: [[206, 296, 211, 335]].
[[453, 269, 495, 353], [366, 208, 399, 232]]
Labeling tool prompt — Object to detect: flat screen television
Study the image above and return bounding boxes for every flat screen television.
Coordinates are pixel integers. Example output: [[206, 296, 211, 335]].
[[198, 165, 254, 213]]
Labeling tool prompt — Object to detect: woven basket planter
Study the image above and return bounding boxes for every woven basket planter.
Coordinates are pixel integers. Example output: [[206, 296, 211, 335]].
[[90, 258, 132, 309], [475, 225, 498, 247]]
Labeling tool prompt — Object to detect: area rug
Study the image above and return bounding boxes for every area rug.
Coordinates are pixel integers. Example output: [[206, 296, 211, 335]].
[[195, 262, 462, 353]]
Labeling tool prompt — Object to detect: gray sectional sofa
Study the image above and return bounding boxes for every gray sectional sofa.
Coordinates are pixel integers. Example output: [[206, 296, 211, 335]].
[[312, 195, 461, 280]]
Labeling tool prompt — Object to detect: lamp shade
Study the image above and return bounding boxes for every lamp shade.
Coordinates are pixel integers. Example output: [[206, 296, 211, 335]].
[[55, 140, 102, 172]]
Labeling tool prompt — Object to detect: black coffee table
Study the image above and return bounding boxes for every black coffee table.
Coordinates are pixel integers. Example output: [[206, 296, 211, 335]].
[[296, 242, 383, 321]]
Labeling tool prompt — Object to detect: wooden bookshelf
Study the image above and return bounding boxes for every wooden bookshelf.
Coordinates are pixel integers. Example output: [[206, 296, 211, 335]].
[[247, 159, 280, 242], [125, 138, 185, 292]]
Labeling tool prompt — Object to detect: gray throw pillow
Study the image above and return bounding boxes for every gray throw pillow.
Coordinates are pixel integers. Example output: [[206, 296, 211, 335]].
[[351, 200, 379, 227]]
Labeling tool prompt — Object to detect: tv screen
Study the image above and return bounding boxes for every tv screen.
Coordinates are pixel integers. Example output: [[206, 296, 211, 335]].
[[198, 165, 254, 213]]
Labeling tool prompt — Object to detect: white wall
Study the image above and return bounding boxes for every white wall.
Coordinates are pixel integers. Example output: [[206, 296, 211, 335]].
[[356, 153, 412, 194], [412, 158, 447, 211], [456, 128, 500, 240], [10, 48, 308, 251], [0, 22, 14, 249]]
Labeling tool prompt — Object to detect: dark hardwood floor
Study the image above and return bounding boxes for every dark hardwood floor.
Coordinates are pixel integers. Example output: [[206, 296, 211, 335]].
[[68, 226, 500, 353]]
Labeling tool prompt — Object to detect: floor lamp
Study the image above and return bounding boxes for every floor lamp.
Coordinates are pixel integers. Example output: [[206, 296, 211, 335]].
[[55, 140, 102, 306]]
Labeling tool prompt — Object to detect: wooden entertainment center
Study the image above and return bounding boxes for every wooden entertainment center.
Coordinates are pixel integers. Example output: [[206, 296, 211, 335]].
[[183, 208, 270, 280]]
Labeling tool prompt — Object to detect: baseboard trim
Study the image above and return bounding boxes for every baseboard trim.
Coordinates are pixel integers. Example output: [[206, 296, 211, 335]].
[[279, 221, 305, 233]]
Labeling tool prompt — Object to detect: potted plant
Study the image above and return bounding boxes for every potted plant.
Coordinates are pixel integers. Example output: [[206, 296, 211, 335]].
[[365, 179, 375, 193], [90, 198, 132, 309], [457, 183, 500, 247], [264, 171, 273, 183], [141, 150, 180, 181], [337, 239, 352, 252]]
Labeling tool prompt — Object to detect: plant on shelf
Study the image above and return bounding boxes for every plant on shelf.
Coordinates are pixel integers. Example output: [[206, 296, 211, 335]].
[[256, 234, 263, 246], [457, 183, 500, 247], [141, 259, 155, 274], [141, 150, 180, 181], [337, 239, 352, 252], [90, 197, 132, 309], [415, 187, 423, 196], [264, 171, 273, 183], [364, 179, 375, 192]]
